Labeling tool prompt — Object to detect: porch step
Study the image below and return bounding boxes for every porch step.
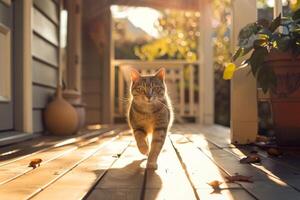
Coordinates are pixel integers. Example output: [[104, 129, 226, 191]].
[[0, 132, 41, 147]]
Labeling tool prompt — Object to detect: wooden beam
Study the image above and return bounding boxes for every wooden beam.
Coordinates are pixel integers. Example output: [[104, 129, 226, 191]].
[[65, 0, 82, 92], [104, 9, 115, 124], [198, 0, 214, 125], [82, 0, 201, 23], [23, 0, 33, 133], [230, 0, 258, 144]]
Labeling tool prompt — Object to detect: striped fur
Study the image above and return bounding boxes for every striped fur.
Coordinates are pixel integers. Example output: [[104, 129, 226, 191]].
[[127, 68, 174, 169]]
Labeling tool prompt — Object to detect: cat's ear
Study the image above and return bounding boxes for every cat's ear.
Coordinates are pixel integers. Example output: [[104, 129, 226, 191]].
[[130, 69, 140, 82], [155, 68, 165, 81]]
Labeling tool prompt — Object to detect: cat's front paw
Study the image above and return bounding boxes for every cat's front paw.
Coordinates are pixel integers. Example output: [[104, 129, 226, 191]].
[[146, 162, 158, 170]]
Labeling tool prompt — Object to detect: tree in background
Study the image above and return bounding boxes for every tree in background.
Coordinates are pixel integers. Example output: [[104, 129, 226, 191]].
[[134, 10, 199, 61], [133, 1, 232, 125]]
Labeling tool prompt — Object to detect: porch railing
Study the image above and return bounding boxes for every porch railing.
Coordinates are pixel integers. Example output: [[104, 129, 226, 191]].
[[113, 59, 200, 122]]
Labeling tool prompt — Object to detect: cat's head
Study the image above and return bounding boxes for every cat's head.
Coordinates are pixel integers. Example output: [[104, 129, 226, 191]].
[[130, 68, 166, 105]]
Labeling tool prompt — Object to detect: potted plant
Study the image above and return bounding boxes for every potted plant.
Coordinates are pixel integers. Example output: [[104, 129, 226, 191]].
[[226, 9, 300, 146]]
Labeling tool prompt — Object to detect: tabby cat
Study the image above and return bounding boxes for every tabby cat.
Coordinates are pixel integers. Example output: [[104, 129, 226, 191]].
[[128, 68, 173, 170]]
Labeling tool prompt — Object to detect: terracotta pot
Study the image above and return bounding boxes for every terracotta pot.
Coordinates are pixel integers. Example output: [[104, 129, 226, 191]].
[[264, 51, 300, 146], [44, 86, 78, 136], [63, 89, 81, 105], [62, 89, 86, 130], [73, 104, 86, 130]]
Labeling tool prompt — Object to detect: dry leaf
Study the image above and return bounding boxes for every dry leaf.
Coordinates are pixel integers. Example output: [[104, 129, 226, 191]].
[[240, 154, 261, 164], [28, 158, 42, 168], [267, 148, 282, 157], [112, 154, 121, 158], [256, 135, 270, 143], [225, 174, 253, 183], [207, 180, 223, 188]]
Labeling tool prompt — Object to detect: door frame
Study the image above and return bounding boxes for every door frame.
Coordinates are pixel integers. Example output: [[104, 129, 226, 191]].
[[13, 0, 33, 133]]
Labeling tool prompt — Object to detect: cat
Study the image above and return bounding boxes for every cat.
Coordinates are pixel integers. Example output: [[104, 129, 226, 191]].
[[127, 68, 174, 170]]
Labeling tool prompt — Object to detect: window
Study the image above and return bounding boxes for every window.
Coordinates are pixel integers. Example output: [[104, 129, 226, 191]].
[[0, 24, 11, 102]]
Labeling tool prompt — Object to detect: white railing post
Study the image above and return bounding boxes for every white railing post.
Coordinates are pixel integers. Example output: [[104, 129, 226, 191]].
[[198, 0, 214, 125], [274, 0, 283, 17], [230, 0, 258, 144]]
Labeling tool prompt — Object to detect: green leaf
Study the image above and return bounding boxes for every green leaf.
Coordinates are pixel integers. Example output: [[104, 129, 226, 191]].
[[277, 37, 291, 51], [256, 66, 276, 93], [232, 47, 253, 62], [249, 47, 268, 76], [292, 9, 300, 21], [269, 14, 281, 33]]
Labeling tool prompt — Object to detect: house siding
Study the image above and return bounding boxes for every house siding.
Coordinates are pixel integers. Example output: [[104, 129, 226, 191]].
[[32, 0, 59, 132]]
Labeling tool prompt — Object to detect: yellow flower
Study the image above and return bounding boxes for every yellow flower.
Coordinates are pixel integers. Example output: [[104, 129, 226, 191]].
[[223, 63, 236, 80]]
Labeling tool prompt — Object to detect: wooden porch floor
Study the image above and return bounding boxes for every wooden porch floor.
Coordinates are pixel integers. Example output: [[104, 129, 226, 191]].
[[1, 124, 300, 200]]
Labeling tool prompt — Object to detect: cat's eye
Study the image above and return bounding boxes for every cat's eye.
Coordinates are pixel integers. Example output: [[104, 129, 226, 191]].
[[154, 87, 162, 91], [135, 87, 143, 92]]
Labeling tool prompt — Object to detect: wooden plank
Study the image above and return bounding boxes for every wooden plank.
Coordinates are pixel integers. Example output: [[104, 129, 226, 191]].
[[30, 134, 131, 199], [0, 2, 11, 27], [143, 137, 197, 200], [0, 130, 121, 185], [0, 130, 125, 199], [188, 65, 194, 115], [33, 0, 58, 24], [85, 109, 101, 124], [189, 124, 300, 189], [83, 94, 101, 109], [169, 134, 255, 200], [32, 34, 58, 67], [180, 68, 184, 116], [32, 85, 55, 109], [33, 8, 58, 46], [82, 79, 101, 93], [224, 146, 300, 191], [231, 0, 258, 144], [0, 127, 116, 166], [198, 0, 214, 124], [32, 59, 58, 88], [23, 0, 33, 133], [183, 129, 300, 200], [118, 66, 124, 115], [87, 137, 146, 200]]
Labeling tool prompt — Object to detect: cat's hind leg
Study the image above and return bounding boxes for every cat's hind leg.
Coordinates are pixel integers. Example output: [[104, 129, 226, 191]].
[[147, 128, 167, 170], [133, 129, 149, 156]]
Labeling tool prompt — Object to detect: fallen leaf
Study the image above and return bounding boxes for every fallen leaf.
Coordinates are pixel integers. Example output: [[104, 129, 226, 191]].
[[240, 154, 261, 164], [207, 180, 223, 188], [112, 153, 121, 158], [28, 158, 42, 168], [267, 148, 282, 157], [225, 174, 253, 183]]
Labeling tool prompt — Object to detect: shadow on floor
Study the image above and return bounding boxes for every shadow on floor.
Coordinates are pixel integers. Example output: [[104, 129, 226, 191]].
[[87, 159, 162, 200]]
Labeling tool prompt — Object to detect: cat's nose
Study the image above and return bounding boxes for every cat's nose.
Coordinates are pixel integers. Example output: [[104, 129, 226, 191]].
[[146, 94, 152, 101]]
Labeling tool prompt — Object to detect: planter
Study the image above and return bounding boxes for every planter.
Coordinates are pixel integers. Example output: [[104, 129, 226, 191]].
[[44, 86, 78, 136], [63, 89, 86, 131], [264, 52, 300, 146]]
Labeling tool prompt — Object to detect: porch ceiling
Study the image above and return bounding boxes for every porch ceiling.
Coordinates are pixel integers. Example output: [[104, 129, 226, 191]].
[[83, 0, 202, 21]]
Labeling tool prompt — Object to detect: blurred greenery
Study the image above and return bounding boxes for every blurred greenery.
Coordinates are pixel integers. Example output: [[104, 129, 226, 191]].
[[212, 0, 231, 126], [134, 10, 200, 61]]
